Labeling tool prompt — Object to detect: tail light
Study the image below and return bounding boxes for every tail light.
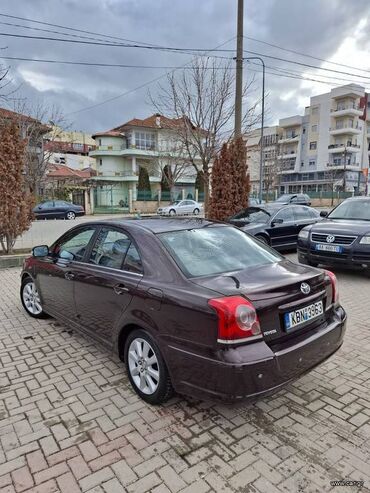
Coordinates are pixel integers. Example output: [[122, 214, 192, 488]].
[[208, 296, 262, 344], [325, 270, 339, 306]]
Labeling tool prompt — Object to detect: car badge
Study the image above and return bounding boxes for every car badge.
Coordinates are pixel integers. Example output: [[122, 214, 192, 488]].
[[300, 282, 311, 295], [326, 235, 335, 243]]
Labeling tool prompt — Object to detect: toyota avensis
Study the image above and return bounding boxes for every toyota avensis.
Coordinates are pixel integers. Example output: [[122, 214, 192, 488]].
[[20, 219, 346, 404]]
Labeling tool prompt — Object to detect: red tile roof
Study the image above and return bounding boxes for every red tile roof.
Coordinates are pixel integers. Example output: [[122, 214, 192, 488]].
[[0, 107, 40, 123], [92, 130, 124, 138], [114, 114, 188, 131], [47, 164, 95, 179]]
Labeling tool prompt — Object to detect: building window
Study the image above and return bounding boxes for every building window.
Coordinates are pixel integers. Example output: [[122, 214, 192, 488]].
[[311, 106, 319, 116], [99, 159, 103, 166], [309, 159, 316, 166], [311, 125, 318, 133], [309, 141, 317, 150], [98, 139, 102, 146], [135, 132, 156, 150]]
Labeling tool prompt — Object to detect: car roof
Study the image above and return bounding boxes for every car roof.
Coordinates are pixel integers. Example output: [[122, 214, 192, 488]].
[[85, 218, 223, 234]]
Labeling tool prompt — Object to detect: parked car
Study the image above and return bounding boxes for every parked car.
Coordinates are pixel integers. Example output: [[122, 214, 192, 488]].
[[157, 199, 202, 216], [33, 201, 85, 220], [20, 218, 346, 404], [273, 194, 312, 206], [298, 196, 370, 271], [229, 204, 320, 250]]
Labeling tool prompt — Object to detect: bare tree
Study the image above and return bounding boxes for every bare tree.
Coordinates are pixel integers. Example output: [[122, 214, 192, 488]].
[[150, 57, 260, 211], [13, 101, 69, 197]]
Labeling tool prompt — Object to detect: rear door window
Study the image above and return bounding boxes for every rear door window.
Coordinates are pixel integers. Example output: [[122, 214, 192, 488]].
[[88, 228, 131, 269]]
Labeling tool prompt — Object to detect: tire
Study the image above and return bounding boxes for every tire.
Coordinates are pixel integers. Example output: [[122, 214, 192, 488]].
[[20, 277, 48, 319], [66, 211, 76, 220], [124, 329, 174, 405], [255, 234, 269, 246], [169, 209, 176, 216], [193, 208, 200, 215]]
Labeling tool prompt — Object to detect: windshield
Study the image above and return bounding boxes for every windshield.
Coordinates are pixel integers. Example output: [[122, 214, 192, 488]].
[[231, 208, 270, 224], [276, 195, 292, 202], [170, 200, 181, 205], [158, 226, 282, 277], [329, 200, 370, 221]]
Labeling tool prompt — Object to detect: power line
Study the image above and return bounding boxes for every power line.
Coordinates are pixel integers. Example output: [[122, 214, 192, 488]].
[[67, 37, 236, 115], [243, 50, 370, 81], [0, 12, 161, 47], [2, 54, 368, 89], [244, 35, 370, 76]]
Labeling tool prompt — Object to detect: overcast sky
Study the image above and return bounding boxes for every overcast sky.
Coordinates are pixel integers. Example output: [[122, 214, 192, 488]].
[[1, 0, 370, 134]]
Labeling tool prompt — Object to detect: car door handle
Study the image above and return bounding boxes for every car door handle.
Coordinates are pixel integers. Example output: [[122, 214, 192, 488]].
[[114, 283, 130, 295], [65, 272, 75, 280]]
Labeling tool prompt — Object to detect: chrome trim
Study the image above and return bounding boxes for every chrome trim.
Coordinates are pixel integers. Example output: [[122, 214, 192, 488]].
[[310, 232, 357, 246], [217, 335, 263, 344]]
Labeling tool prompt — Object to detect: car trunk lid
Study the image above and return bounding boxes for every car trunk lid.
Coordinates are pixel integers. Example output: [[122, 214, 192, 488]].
[[191, 260, 331, 345]]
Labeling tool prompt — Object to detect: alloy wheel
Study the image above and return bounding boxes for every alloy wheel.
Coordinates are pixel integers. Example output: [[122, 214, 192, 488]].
[[66, 211, 76, 220], [22, 282, 43, 315], [128, 338, 160, 395]]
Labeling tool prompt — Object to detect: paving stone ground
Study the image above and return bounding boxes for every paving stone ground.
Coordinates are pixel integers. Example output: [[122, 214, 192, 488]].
[[1, 257, 370, 493]]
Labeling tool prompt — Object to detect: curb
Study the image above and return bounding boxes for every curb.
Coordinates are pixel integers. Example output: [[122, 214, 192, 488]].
[[0, 254, 29, 269]]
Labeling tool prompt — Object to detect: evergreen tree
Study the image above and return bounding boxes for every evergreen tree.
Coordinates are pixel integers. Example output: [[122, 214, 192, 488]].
[[137, 166, 151, 199], [208, 137, 250, 220], [0, 122, 33, 253], [160, 165, 171, 192]]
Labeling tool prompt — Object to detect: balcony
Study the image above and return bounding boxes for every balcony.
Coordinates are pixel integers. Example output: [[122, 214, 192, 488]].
[[278, 152, 297, 160], [329, 124, 361, 136], [330, 104, 363, 117], [327, 161, 360, 169], [90, 144, 159, 159], [280, 162, 296, 171], [279, 134, 300, 144], [328, 143, 361, 154]]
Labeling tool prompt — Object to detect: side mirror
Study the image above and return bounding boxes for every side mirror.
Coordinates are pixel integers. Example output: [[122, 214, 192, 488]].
[[271, 218, 284, 226], [320, 210, 328, 217], [32, 245, 49, 257]]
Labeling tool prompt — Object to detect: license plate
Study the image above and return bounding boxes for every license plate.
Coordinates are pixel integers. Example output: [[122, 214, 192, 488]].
[[315, 244, 343, 253], [284, 301, 324, 331]]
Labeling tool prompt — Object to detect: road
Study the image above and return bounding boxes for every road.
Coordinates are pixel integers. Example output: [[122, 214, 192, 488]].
[[0, 255, 369, 492]]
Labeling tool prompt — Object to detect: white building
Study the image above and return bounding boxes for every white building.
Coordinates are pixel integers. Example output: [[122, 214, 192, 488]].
[[44, 126, 96, 170], [279, 84, 370, 194], [245, 126, 282, 195], [89, 114, 198, 212]]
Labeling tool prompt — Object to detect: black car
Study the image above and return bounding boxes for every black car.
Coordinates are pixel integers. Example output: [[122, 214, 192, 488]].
[[33, 200, 85, 220], [274, 193, 312, 206], [298, 197, 370, 271], [229, 204, 320, 250]]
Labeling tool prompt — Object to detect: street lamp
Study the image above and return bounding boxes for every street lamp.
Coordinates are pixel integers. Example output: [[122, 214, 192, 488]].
[[242, 57, 265, 203], [342, 146, 348, 192]]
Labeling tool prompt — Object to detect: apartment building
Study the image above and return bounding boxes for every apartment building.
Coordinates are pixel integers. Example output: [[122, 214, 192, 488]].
[[44, 126, 96, 170], [89, 114, 198, 211], [279, 84, 370, 194], [245, 126, 282, 194]]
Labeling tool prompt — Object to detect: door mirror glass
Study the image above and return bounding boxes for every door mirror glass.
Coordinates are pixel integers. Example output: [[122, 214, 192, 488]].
[[32, 245, 49, 257], [320, 210, 328, 217]]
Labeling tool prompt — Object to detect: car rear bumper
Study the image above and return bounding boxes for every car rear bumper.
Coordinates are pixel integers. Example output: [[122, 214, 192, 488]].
[[164, 307, 346, 402]]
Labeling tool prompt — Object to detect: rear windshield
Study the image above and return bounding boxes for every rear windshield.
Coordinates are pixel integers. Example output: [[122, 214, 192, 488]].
[[158, 226, 282, 277]]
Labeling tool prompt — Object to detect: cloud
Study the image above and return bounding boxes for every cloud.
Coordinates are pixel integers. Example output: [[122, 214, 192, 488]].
[[0, 0, 369, 132]]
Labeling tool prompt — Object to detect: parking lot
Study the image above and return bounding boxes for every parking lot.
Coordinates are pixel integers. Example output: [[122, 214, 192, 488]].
[[0, 256, 370, 493]]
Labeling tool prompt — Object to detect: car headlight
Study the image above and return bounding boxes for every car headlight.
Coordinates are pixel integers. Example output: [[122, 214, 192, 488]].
[[359, 235, 370, 245], [298, 229, 310, 240]]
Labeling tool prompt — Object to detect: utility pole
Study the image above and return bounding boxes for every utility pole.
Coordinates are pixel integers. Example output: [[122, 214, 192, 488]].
[[234, 0, 244, 138]]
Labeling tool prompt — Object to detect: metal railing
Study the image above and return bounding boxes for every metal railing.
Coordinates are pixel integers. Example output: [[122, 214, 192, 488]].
[[328, 143, 360, 149], [330, 104, 361, 112]]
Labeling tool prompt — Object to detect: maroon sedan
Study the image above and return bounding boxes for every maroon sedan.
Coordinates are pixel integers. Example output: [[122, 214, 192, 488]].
[[20, 219, 346, 404]]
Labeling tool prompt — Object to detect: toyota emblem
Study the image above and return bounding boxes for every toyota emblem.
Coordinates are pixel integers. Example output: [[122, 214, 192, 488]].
[[300, 282, 311, 295], [326, 235, 335, 243]]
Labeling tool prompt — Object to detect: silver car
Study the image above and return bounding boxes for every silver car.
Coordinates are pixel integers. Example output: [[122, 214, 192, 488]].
[[157, 199, 203, 216]]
